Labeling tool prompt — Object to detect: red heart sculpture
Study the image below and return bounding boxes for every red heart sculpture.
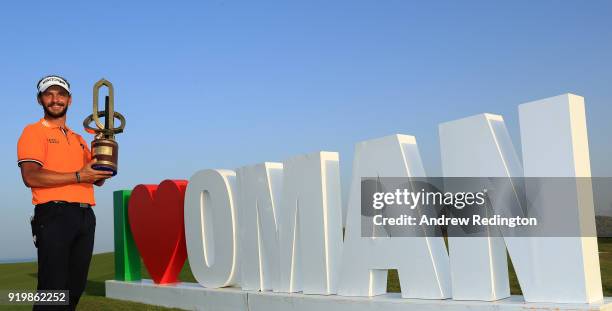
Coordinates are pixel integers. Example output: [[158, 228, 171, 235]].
[[128, 180, 188, 284]]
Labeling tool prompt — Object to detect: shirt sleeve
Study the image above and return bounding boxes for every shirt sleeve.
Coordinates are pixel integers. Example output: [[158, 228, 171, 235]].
[[17, 126, 46, 167]]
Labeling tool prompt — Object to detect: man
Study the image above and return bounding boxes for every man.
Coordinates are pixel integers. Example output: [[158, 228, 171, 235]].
[[17, 75, 114, 310]]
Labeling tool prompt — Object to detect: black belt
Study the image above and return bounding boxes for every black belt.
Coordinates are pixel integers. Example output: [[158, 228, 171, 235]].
[[36, 201, 91, 209]]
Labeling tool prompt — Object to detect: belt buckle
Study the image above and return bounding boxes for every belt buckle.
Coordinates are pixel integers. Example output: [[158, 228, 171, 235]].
[[79, 203, 89, 208]]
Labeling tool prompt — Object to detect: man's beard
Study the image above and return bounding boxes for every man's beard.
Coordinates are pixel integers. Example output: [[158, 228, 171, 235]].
[[43, 103, 68, 118]]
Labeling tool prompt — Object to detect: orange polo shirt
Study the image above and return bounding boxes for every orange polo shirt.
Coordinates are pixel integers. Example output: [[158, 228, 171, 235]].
[[17, 118, 95, 205]]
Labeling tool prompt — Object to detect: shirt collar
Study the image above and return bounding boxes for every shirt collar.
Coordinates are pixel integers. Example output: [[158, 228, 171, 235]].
[[40, 118, 73, 133]]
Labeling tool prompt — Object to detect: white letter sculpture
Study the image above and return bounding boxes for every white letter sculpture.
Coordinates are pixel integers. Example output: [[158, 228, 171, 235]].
[[338, 134, 452, 299], [439, 94, 602, 303], [235, 163, 283, 291], [184, 169, 240, 288], [277, 152, 343, 295]]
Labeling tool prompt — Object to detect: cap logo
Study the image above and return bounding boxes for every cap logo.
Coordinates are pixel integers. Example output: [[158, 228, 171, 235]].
[[37, 76, 71, 94]]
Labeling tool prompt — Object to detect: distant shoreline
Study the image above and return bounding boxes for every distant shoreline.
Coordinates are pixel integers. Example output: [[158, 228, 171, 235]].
[[0, 257, 36, 264]]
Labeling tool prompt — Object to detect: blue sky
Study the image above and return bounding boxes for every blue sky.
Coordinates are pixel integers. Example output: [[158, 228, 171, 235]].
[[1, 1, 611, 260]]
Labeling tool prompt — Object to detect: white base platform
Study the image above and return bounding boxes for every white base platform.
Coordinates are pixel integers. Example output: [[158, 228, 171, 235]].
[[106, 280, 612, 311]]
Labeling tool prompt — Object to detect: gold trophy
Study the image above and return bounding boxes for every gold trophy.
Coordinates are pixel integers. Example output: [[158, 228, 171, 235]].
[[83, 79, 126, 176]]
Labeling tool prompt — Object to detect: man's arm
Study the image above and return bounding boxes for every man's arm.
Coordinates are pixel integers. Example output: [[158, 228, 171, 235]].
[[20, 159, 113, 188]]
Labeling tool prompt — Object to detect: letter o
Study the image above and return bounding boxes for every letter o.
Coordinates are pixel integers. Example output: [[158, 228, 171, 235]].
[[184, 169, 239, 288]]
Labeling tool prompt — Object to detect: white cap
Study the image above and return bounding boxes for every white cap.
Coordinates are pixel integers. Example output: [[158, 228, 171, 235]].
[[37, 76, 71, 95]]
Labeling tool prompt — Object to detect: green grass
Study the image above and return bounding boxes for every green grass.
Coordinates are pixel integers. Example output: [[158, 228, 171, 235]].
[[2, 238, 611, 310]]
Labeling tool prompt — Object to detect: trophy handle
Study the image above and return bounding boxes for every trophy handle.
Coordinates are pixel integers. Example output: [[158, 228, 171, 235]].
[[83, 111, 126, 136], [92, 79, 114, 130]]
